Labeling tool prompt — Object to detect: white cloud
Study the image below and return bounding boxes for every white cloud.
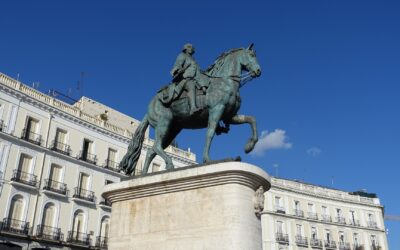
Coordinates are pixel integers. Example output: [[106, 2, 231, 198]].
[[252, 129, 292, 156], [307, 147, 321, 157]]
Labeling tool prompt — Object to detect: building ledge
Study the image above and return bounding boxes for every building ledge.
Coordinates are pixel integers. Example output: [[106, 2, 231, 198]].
[[42, 189, 68, 199], [10, 181, 38, 191], [71, 197, 95, 206]]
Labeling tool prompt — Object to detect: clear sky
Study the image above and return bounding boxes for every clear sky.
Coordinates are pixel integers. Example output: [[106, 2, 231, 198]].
[[1, 0, 399, 247]]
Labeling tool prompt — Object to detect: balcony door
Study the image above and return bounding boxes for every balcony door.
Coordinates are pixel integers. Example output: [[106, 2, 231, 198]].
[[41, 203, 56, 234], [82, 139, 93, 160], [107, 148, 117, 167], [49, 164, 62, 182], [9, 195, 24, 221], [72, 210, 85, 238], [26, 117, 39, 134], [100, 217, 110, 238], [78, 173, 89, 191], [17, 154, 32, 182]]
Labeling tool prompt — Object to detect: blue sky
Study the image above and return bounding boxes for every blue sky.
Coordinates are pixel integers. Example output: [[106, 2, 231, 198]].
[[1, 0, 399, 247]]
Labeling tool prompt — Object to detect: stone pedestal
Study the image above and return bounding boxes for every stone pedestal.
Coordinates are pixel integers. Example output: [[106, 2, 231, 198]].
[[103, 161, 271, 250]]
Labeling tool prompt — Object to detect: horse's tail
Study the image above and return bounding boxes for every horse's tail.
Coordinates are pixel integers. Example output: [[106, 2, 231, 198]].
[[119, 115, 149, 175]]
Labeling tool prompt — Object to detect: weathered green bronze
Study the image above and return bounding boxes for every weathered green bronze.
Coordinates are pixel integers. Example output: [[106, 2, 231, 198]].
[[120, 44, 261, 175]]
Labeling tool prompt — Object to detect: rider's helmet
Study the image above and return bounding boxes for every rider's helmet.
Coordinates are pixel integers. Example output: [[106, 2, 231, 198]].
[[182, 43, 195, 54]]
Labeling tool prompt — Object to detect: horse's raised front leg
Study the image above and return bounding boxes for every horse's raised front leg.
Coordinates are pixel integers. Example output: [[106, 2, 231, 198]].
[[230, 114, 258, 153], [203, 104, 225, 163]]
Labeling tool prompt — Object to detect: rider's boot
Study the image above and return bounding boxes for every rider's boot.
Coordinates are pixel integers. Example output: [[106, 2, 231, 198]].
[[187, 83, 199, 115]]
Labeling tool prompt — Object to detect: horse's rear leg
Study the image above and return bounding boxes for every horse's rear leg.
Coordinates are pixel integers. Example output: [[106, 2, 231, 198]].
[[141, 148, 156, 175], [230, 115, 258, 153], [203, 105, 225, 163], [153, 122, 174, 170]]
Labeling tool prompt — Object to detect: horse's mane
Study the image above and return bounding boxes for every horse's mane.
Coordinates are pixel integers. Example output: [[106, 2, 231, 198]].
[[204, 48, 243, 76]]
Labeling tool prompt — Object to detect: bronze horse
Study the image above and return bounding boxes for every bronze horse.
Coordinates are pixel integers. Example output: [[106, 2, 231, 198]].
[[120, 44, 261, 175]]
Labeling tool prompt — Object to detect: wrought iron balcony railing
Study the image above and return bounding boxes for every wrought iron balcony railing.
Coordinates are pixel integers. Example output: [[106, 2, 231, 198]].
[[67, 231, 91, 246], [11, 170, 38, 187], [338, 242, 351, 250], [104, 159, 120, 172], [295, 235, 308, 246], [78, 151, 97, 165], [21, 129, 42, 145], [367, 220, 378, 229], [310, 238, 323, 248], [348, 219, 360, 226], [275, 232, 289, 244], [293, 209, 304, 217], [73, 187, 95, 202], [36, 225, 63, 241], [43, 179, 67, 195], [96, 236, 109, 249], [321, 214, 332, 222], [335, 216, 346, 224], [325, 240, 337, 249], [308, 212, 318, 220], [1, 218, 30, 235], [275, 205, 285, 213], [51, 140, 71, 156]]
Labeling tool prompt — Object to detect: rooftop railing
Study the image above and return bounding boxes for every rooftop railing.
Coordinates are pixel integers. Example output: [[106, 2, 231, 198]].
[[43, 179, 67, 195], [36, 225, 63, 241], [11, 170, 38, 187]]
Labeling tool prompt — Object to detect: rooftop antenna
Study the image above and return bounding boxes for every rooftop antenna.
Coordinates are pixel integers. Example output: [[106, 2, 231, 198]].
[[273, 164, 279, 177], [331, 176, 334, 187], [76, 71, 85, 98], [32, 81, 40, 89], [16, 73, 20, 82]]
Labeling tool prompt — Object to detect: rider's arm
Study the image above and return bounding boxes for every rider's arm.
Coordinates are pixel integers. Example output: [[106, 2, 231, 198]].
[[170, 53, 186, 77]]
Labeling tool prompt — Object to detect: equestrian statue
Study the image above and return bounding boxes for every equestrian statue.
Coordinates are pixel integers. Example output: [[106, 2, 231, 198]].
[[120, 43, 262, 175]]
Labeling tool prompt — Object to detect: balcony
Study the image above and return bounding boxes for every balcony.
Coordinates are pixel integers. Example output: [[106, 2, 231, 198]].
[[295, 235, 308, 246], [73, 187, 95, 203], [308, 212, 318, 220], [310, 239, 323, 248], [96, 236, 108, 249], [371, 244, 381, 250], [348, 219, 360, 226], [99, 199, 112, 209], [104, 159, 121, 172], [78, 151, 97, 165], [336, 216, 346, 224], [275, 205, 285, 214], [67, 231, 91, 246], [321, 214, 332, 222], [50, 140, 71, 156], [325, 240, 337, 249], [43, 179, 68, 196], [11, 170, 38, 187], [338, 242, 351, 250], [36, 225, 63, 241], [1, 218, 30, 236], [367, 220, 378, 229], [21, 129, 42, 146], [293, 209, 304, 217], [275, 232, 289, 244], [353, 244, 365, 250]]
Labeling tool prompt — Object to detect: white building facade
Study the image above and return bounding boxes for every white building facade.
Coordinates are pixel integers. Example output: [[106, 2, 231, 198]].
[[0, 72, 196, 249], [262, 177, 388, 250]]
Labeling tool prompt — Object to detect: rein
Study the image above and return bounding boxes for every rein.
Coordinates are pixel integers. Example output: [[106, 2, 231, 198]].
[[239, 72, 253, 88]]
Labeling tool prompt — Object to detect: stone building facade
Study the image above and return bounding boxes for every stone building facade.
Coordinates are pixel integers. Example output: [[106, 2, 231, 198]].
[[262, 177, 388, 250], [0, 72, 196, 249]]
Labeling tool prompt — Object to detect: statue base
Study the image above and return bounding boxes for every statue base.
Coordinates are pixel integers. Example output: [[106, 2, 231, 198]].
[[103, 161, 271, 250]]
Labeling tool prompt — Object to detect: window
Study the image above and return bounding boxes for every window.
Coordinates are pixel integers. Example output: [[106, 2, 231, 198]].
[[322, 206, 327, 215], [100, 216, 110, 238], [78, 173, 90, 190], [336, 208, 342, 217], [311, 227, 317, 239], [9, 195, 24, 221], [339, 231, 345, 243], [349, 210, 356, 224], [370, 235, 377, 246], [55, 129, 67, 144], [82, 139, 93, 159], [308, 203, 314, 212], [41, 203, 56, 228], [353, 233, 359, 246], [275, 196, 281, 206], [152, 163, 160, 172], [72, 210, 85, 236], [276, 221, 283, 233], [325, 229, 331, 242], [18, 154, 32, 174], [296, 224, 302, 236], [26, 117, 39, 134], [294, 200, 300, 210], [49, 164, 62, 182]]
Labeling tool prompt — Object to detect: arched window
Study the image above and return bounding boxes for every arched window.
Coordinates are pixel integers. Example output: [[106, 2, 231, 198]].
[[42, 203, 56, 228], [72, 210, 85, 238], [9, 195, 24, 221], [100, 216, 110, 238]]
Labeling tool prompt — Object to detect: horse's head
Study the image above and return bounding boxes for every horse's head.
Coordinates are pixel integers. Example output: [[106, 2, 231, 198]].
[[240, 43, 261, 77]]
